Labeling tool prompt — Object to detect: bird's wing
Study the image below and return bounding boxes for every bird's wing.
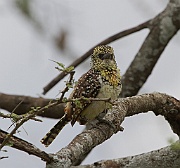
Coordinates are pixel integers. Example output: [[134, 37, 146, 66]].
[[70, 69, 101, 126]]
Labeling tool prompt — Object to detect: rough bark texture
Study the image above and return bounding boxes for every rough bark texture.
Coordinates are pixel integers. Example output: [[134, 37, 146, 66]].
[[46, 93, 180, 167], [0, 129, 52, 162], [74, 141, 180, 168], [121, 0, 180, 97], [1, 0, 179, 121], [0, 0, 180, 167]]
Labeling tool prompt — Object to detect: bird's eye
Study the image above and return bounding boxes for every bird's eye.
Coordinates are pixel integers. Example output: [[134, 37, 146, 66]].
[[98, 53, 114, 60], [98, 53, 104, 59]]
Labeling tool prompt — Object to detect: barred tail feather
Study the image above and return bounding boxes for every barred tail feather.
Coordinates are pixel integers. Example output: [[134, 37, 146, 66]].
[[41, 114, 69, 147]]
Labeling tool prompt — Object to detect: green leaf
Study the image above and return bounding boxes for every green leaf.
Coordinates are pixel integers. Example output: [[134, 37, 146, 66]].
[[74, 100, 83, 109], [65, 66, 74, 72], [66, 82, 73, 89], [49, 59, 65, 69]]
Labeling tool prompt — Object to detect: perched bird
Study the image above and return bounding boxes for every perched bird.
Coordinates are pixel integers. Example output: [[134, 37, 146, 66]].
[[41, 45, 122, 147]]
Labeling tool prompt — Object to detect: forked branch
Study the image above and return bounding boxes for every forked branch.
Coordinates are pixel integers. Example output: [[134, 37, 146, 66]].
[[46, 92, 180, 167]]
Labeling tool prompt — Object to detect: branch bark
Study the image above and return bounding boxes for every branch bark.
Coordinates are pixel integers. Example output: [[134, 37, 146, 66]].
[[0, 93, 65, 119], [0, 129, 53, 163], [1, 0, 180, 119], [0, 93, 179, 166], [0, 0, 180, 167], [121, 0, 180, 97], [45, 92, 180, 167], [73, 141, 180, 168]]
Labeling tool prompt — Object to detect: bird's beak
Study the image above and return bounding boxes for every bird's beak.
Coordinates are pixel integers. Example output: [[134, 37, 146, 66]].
[[102, 53, 113, 60]]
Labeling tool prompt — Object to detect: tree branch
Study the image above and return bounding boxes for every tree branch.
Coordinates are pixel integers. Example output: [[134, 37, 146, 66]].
[[73, 141, 180, 168], [0, 94, 112, 120], [45, 92, 180, 167], [0, 129, 53, 163], [0, 93, 65, 119], [121, 0, 180, 97], [1, 92, 179, 166], [2, 1, 180, 119], [42, 20, 150, 95], [43, 0, 180, 98]]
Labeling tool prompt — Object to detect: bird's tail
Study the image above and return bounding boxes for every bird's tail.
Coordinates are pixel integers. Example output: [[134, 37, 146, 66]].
[[41, 114, 70, 147]]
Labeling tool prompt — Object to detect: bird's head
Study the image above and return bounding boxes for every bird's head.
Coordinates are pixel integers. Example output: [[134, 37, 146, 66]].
[[91, 45, 117, 71]]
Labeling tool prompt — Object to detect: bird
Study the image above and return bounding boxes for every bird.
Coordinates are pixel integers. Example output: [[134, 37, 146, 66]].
[[41, 45, 122, 147]]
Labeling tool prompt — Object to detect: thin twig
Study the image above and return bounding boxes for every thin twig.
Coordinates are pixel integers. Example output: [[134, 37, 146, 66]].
[[0, 71, 111, 150], [52, 93, 180, 167], [0, 102, 60, 150], [0, 71, 75, 150], [0, 129, 52, 162], [58, 71, 75, 103], [0, 112, 42, 122], [66, 97, 111, 103], [0, 156, 8, 160], [0, 93, 65, 119], [42, 19, 151, 95]]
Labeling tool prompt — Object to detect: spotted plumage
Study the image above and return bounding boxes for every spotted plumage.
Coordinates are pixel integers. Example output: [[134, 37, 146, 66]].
[[41, 45, 122, 147], [69, 69, 101, 126]]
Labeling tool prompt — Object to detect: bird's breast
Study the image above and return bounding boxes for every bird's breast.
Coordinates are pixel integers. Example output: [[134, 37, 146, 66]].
[[79, 83, 121, 123]]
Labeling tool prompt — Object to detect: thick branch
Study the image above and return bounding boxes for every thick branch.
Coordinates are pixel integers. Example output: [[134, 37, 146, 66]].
[[74, 141, 180, 168], [124, 93, 180, 136], [2, 2, 180, 119], [0, 129, 53, 163], [46, 92, 180, 167], [0, 93, 179, 165], [121, 0, 180, 97], [0, 93, 64, 119]]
